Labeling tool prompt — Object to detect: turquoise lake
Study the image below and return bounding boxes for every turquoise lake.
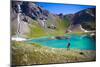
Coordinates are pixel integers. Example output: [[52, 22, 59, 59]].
[[27, 35, 96, 50]]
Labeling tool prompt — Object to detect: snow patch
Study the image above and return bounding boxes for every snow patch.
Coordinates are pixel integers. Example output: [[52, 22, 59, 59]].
[[11, 37, 27, 41], [79, 25, 88, 32]]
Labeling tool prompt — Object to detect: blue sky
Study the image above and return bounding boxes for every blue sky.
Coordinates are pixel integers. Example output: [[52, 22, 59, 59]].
[[36, 2, 96, 15]]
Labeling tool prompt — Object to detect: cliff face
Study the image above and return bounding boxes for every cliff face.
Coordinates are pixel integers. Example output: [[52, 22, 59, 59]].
[[11, 1, 49, 20], [11, 1, 49, 36]]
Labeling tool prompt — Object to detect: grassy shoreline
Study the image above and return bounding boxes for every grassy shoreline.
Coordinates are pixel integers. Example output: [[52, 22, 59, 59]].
[[11, 41, 96, 66]]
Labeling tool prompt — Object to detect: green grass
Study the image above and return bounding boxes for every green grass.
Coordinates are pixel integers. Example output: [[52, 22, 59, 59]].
[[12, 41, 96, 65], [26, 17, 70, 38], [27, 16, 93, 39], [26, 21, 48, 38]]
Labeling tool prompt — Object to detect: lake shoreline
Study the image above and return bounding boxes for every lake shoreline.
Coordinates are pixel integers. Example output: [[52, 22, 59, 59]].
[[12, 41, 96, 66]]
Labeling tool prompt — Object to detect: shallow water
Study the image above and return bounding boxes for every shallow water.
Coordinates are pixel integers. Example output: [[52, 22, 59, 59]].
[[27, 35, 96, 50]]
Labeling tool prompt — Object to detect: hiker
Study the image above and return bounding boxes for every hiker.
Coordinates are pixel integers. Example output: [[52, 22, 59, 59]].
[[66, 36, 71, 50], [67, 42, 70, 50]]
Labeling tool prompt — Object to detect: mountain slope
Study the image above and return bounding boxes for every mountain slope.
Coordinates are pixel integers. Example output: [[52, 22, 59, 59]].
[[11, 1, 70, 38], [72, 8, 96, 31]]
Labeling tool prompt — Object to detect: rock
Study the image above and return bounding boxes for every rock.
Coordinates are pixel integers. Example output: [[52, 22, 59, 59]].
[[55, 36, 69, 40]]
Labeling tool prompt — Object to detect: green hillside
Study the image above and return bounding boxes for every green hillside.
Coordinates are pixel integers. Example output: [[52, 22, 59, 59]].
[[27, 17, 70, 38]]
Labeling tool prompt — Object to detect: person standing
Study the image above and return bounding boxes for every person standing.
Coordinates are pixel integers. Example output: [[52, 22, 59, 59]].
[[66, 37, 71, 50], [67, 42, 70, 50]]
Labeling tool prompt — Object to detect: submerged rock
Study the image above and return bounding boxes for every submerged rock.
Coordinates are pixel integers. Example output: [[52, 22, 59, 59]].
[[55, 36, 70, 40]]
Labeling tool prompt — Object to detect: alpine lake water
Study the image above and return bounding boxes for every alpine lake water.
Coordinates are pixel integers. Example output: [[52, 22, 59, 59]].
[[26, 34, 96, 50]]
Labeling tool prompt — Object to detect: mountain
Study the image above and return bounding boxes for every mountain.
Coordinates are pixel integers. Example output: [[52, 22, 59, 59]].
[[11, 1, 96, 38], [72, 8, 96, 31], [11, 1, 70, 38]]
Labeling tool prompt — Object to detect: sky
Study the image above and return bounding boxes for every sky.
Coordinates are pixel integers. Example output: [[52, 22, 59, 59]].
[[36, 2, 96, 15]]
